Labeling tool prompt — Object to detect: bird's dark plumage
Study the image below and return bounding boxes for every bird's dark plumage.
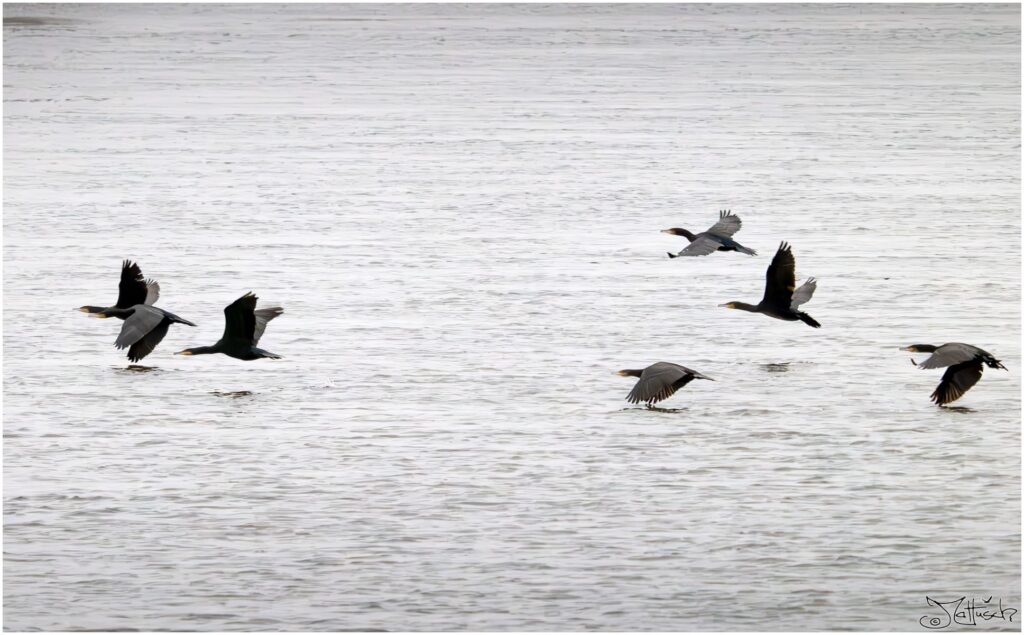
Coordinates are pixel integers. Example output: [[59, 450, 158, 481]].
[[111, 304, 196, 363], [902, 343, 1007, 405], [720, 241, 820, 328], [177, 292, 283, 361], [78, 261, 191, 361], [618, 362, 714, 406], [117, 260, 159, 309], [663, 210, 757, 258], [78, 260, 160, 318]]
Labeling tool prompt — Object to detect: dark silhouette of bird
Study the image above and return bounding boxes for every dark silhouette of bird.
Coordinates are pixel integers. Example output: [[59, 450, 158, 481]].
[[719, 241, 820, 328], [901, 343, 1007, 405], [78, 260, 160, 318], [100, 304, 196, 362], [662, 210, 757, 258], [617, 362, 714, 406], [176, 292, 283, 360], [77, 260, 194, 362]]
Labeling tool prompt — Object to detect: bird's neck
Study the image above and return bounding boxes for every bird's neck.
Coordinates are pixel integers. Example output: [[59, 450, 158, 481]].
[[731, 302, 760, 313], [188, 346, 220, 356], [102, 307, 135, 319], [678, 229, 697, 241]]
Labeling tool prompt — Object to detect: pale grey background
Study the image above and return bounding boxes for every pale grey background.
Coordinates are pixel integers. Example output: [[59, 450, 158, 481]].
[[4, 3, 1020, 631]]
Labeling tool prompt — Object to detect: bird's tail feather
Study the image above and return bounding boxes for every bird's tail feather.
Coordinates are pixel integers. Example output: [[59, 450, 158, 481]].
[[666, 252, 678, 259], [737, 245, 757, 256], [162, 311, 196, 327], [797, 312, 821, 328]]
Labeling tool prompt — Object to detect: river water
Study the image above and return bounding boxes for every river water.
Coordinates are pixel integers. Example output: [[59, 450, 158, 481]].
[[3, 3, 1020, 631]]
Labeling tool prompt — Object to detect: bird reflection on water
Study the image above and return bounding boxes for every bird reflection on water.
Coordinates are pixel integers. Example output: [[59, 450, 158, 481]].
[[615, 406, 687, 414], [118, 365, 161, 374], [642, 405, 687, 414], [938, 405, 977, 414], [761, 362, 791, 373], [210, 390, 255, 398]]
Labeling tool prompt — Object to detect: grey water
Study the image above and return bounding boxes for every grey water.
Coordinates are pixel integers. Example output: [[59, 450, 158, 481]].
[[3, 3, 1020, 631]]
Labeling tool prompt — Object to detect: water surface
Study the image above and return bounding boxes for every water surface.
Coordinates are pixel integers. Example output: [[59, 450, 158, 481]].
[[4, 3, 1020, 631]]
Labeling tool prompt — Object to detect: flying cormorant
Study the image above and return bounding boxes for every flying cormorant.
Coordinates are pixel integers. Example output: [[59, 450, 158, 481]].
[[617, 362, 714, 406], [719, 241, 820, 328], [901, 343, 1007, 405], [176, 292, 283, 360], [662, 210, 757, 258]]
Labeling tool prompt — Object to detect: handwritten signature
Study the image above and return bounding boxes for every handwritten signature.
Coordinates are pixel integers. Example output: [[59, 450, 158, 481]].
[[920, 596, 1017, 629]]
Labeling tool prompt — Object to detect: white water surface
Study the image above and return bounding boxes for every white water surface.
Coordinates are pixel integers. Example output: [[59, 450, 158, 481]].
[[4, 4, 1020, 631]]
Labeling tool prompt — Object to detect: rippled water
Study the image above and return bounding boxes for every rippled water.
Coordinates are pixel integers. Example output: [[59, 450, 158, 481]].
[[4, 4, 1021, 631]]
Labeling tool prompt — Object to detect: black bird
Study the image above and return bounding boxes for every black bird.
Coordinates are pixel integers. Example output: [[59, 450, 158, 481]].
[[662, 210, 757, 258], [78, 261, 194, 362], [78, 260, 160, 318], [115, 307, 196, 362], [617, 362, 714, 406], [100, 304, 196, 362], [176, 292, 283, 360], [901, 343, 1007, 405], [719, 241, 820, 328]]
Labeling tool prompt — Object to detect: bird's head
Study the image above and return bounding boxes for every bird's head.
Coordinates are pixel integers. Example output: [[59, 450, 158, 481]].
[[616, 369, 643, 378], [900, 344, 936, 353], [719, 302, 738, 309], [77, 306, 108, 317], [174, 349, 195, 356]]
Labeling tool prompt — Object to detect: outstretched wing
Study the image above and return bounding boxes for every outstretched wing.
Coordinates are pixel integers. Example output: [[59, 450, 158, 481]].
[[790, 277, 817, 309], [918, 343, 979, 370], [127, 320, 170, 362], [144, 280, 160, 305], [115, 305, 166, 349], [222, 293, 258, 344], [705, 210, 742, 238], [676, 235, 722, 257], [253, 307, 283, 344], [625, 362, 710, 405], [116, 260, 150, 308], [761, 242, 796, 308], [931, 360, 984, 405]]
